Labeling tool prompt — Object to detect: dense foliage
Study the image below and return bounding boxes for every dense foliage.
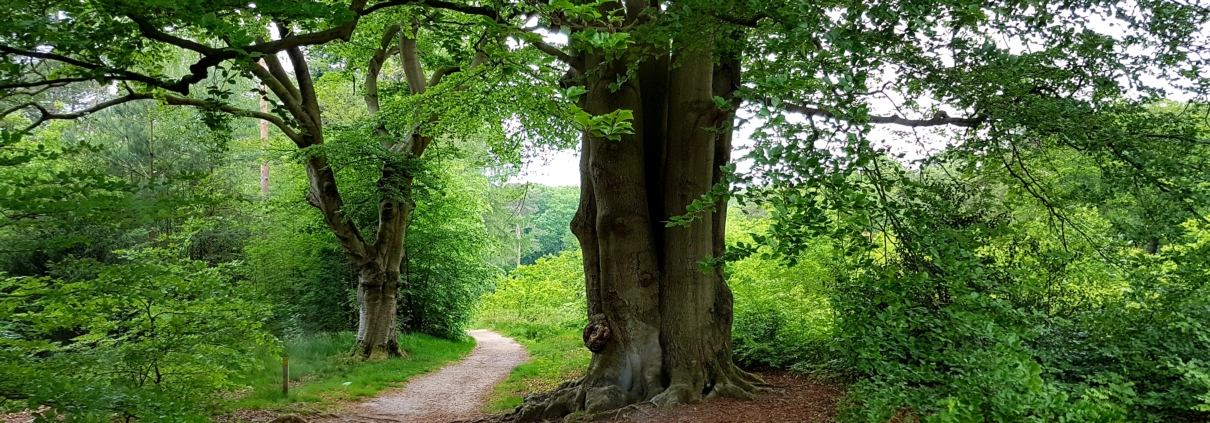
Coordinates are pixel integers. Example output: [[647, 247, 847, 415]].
[[1, 249, 272, 422], [477, 248, 587, 337], [0, 76, 515, 420]]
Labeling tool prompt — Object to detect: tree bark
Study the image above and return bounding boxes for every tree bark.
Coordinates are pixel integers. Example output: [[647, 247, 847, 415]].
[[514, 25, 757, 423], [354, 265, 405, 359]]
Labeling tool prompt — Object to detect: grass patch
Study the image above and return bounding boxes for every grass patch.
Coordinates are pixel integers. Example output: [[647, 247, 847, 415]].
[[478, 320, 592, 414], [224, 332, 474, 413]]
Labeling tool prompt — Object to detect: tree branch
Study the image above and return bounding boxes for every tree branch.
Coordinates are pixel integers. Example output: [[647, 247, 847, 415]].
[[288, 50, 323, 141], [399, 22, 428, 95], [783, 102, 985, 128], [19, 95, 147, 131], [0, 46, 179, 91], [427, 65, 460, 87], [0, 77, 94, 90], [9, 92, 299, 142], [366, 25, 403, 116], [127, 15, 218, 54], [530, 41, 581, 70], [712, 12, 767, 28], [260, 52, 302, 103], [362, 0, 500, 20], [158, 94, 301, 142], [246, 62, 316, 139]]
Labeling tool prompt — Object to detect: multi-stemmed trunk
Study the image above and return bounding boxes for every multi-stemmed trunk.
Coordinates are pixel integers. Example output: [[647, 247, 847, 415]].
[[251, 19, 449, 360], [516, 35, 757, 420]]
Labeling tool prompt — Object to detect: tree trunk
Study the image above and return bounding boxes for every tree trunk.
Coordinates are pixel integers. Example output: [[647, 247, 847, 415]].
[[354, 265, 406, 359], [514, 31, 757, 423], [1145, 237, 1160, 254]]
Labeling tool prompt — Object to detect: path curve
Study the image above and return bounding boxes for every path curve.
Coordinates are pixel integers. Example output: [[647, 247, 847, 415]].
[[341, 330, 528, 423]]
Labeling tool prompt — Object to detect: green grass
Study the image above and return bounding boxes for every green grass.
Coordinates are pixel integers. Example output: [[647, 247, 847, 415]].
[[223, 332, 475, 413], [476, 318, 592, 414]]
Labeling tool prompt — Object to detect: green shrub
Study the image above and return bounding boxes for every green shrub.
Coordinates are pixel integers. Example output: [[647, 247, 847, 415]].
[[820, 179, 1124, 423], [726, 213, 836, 371], [244, 198, 358, 335], [1035, 222, 1210, 423], [475, 248, 586, 334], [228, 332, 476, 410], [0, 249, 274, 422], [396, 165, 497, 339]]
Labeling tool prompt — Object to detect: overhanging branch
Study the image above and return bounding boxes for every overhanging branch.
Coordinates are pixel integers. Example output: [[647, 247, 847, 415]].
[[361, 0, 501, 20], [783, 102, 985, 128], [0, 77, 94, 90], [8, 92, 299, 142], [712, 12, 767, 27], [530, 41, 581, 70], [127, 15, 218, 54]]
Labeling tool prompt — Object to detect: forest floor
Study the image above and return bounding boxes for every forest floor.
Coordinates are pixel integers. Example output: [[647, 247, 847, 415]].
[[592, 372, 845, 423], [3, 332, 845, 423], [306, 330, 844, 423]]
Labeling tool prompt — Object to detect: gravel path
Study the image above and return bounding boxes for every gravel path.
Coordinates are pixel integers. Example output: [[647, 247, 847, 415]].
[[331, 330, 528, 423]]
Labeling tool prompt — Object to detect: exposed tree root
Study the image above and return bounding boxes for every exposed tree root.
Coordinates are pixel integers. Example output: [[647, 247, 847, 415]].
[[352, 339, 407, 360], [498, 365, 765, 423]]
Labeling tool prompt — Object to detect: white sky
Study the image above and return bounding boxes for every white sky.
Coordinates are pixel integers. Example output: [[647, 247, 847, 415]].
[[512, 149, 580, 186]]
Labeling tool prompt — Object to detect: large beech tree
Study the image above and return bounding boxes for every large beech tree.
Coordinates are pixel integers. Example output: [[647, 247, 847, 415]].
[[498, 0, 1207, 419], [504, 1, 987, 418]]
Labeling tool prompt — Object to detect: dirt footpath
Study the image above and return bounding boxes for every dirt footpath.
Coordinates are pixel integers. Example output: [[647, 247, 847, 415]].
[[327, 329, 528, 423]]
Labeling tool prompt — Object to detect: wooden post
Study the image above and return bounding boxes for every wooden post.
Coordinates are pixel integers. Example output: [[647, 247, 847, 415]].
[[282, 357, 289, 396]]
